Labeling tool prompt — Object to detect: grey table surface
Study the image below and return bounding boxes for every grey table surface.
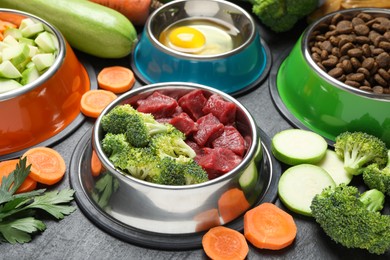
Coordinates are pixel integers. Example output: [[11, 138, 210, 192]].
[[1, 10, 389, 260]]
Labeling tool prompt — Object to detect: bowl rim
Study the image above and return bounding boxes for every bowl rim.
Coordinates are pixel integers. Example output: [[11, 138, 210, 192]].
[[0, 8, 66, 101], [302, 7, 390, 101], [92, 82, 260, 190], [145, 0, 257, 60]]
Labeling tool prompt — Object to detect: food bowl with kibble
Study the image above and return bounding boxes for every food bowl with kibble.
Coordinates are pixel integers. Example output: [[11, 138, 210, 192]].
[[0, 9, 91, 159], [69, 82, 281, 249], [271, 8, 390, 146], [131, 0, 271, 96]]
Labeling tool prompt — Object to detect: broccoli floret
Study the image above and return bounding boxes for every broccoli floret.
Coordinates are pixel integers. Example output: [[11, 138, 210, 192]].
[[363, 150, 390, 196], [334, 131, 388, 176], [155, 157, 208, 185], [101, 104, 137, 134], [150, 131, 196, 160], [101, 133, 131, 169], [249, 0, 318, 32], [122, 147, 161, 181], [310, 184, 390, 255], [125, 113, 168, 147]]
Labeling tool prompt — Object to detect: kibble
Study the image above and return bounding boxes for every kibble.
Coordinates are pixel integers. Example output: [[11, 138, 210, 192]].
[[309, 11, 390, 93]]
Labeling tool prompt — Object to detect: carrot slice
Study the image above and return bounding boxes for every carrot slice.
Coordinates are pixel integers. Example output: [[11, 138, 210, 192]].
[[91, 149, 103, 177], [0, 159, 37, 193], [218, 188, 250, 224], [244, 202, 297, 250], [80, 89, 117, 118], [22, 147, 66, 185], [202, 226, 249, 260], [0, 13, 25, 26], [97, 66, 135, 93]]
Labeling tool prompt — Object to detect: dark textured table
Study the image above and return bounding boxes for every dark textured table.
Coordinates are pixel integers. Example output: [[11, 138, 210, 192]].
[[1, 5, 390, 260]]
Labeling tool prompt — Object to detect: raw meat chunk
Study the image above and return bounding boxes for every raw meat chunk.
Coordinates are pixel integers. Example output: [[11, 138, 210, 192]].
[[169, 112, 198, 136], [136, 91, 178, 119], [196, 147, 242, 179], [193, 113, 224, 147], [202, 94, 236, 125], [178, 89, 207, 120], [212, 126, 246, 157]]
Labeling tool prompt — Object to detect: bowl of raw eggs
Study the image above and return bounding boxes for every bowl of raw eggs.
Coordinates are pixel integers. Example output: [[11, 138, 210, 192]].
[[131, 0, 270, 95]]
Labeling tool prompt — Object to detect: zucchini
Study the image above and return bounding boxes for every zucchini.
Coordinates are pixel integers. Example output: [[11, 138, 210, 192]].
[[0, 0, 138, 58]]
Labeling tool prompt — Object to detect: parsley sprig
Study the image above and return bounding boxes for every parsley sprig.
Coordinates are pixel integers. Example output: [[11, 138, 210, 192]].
[[0, 158, 76, 244]]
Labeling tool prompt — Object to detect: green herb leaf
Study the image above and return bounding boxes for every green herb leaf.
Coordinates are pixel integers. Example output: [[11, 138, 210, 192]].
[[0, 217, 46, 244]]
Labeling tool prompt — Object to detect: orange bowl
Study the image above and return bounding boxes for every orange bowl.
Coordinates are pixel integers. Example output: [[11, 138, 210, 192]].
[[0, 9, 90, 157]]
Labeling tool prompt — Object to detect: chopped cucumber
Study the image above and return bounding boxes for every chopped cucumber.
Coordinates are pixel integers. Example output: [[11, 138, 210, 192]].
[[0, 60, 22, 78], [278, 164, 336, 216], [32, 53, 55, 71], [0, 17, 59, 93], [271, 129, 328, 165], [315, 150, 353, 185], [0, 78, 23, 93], [35, 31, 56, 53]]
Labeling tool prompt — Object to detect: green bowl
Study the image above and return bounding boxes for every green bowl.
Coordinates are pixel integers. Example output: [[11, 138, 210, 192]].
[[276, 8, 390, 146]]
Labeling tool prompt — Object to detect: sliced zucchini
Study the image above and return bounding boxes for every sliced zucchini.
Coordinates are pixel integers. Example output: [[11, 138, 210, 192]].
[[315, 150, 353, 185]]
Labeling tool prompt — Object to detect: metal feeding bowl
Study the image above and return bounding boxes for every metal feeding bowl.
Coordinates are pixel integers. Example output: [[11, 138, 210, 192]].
[[0, 9, 90, 158], [273, 8, 390, 146], [131, 0, 270, 95]]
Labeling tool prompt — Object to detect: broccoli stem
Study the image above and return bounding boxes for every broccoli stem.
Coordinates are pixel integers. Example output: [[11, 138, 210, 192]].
[[359, 189, 385, 212]]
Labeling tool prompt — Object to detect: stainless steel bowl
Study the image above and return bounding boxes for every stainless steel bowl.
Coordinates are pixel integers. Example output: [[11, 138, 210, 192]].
[[91, 82, 262, 234]]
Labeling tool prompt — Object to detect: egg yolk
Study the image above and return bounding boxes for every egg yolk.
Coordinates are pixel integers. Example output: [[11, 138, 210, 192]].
[[168, 26, 206, 51]]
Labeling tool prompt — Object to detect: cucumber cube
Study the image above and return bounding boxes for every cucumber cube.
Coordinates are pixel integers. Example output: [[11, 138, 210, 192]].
[[4, 28, 23, 40], [21, 22, 44, 38], [0, 60, 22, 79], [32, 53, 55, 71], [0, 79, 23, 93], [20, 64, 40, 85], [2, 43, 30, 71], [2, 35, 19, 46], [35, 31, 57, 53], [19, 37, 36, 46], [19, 18, 36, 30]]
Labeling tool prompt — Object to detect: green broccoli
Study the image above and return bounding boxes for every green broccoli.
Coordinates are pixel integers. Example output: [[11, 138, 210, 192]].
[[122, 147, 161, 181], [101, 104, 168, 147], [150, 131, 196, 160], [310, 184, 390, 255], [155, 156, 208, 185], [248, 0, 318, 32], [334, 131, 388, 176], [101, 104, 137, 134], [125, 113, 168, 147], [363, 150, 390, 196], [100, 133, 131, 170]]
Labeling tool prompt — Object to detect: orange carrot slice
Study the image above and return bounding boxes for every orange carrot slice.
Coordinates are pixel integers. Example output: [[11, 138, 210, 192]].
[[91, 149, 103, 177], [22, 147, 66, 185], [202, 226, 249, 260], [0, 159, 37, 193], [218, 188, 250, 224], [244, 202, 297, 250], [97, 66, 135, 93], [80, 89, 117, 118]]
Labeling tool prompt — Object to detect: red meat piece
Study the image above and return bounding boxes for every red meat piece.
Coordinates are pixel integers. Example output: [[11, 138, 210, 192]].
[[196, 147, 242, 179], [178, 89, 207, 120], [212, 126, 246, 157], [186, 140, 202, 155], [169, 112, 198, 136], [193, 113, 224, 147], [202, 94, 236, 125], [136, 91, 178, 119]]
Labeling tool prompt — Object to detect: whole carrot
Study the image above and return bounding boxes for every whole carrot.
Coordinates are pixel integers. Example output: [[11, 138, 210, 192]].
[[89, 0, 162, 26]]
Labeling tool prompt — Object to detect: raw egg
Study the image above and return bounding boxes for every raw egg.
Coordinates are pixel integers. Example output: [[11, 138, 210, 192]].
[[159, 19, 242, 55]]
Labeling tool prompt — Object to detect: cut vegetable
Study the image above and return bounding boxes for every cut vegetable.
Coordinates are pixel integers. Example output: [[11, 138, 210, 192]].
[[0, 78, 22, 93], [315, 149, 353, 185], [97, 66, 135, 94], [22, 147, 66, 185], [91, 149, 103, 177], [238, 161, 258, 194], [244, 202, 297, 250], [218, 188, 250, 224], [80, 89, 117, 118], [271, 129, 328, 165], [0, 159, 37, 193], [202, 226, 249, 260], [278, 164, 336, 216]]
